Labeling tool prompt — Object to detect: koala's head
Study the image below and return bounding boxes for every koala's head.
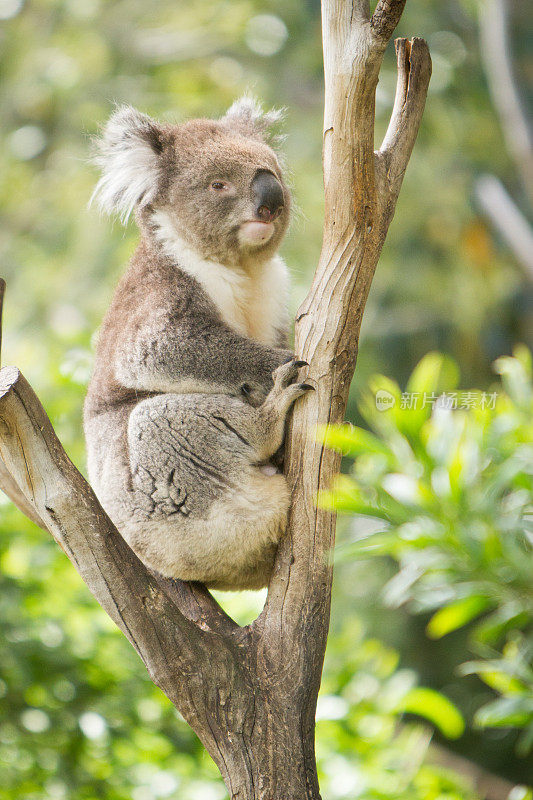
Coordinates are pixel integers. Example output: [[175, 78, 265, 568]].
[[91, 98, 290, 266]]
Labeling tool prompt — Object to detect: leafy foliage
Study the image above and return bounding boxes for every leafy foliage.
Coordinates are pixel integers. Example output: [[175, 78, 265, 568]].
[[1, 489, 479, 800], [319, 348, 533, 760], [317, 621, 475, 800]]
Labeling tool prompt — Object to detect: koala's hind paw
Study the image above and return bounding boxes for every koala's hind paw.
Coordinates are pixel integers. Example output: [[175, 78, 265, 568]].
[[259, 365, 315, 459], [267, 361, 315, 416], [272, 357, 308, 390]]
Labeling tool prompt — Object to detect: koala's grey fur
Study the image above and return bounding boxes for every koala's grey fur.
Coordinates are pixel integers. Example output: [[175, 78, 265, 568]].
[[84, 98, 310, 590]]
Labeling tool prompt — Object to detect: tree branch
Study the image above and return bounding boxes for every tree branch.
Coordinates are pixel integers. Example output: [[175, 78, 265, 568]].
[[379, 37, 432, 202], [371, 0, 407, 43], [0, 364, 238, 656], [430, 743, 516, 800], [259, 2, 431, 771], [0, 364, 255, 779]]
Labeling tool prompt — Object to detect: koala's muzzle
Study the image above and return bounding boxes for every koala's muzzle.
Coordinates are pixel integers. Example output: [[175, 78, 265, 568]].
[[252, 170, 284, 222]]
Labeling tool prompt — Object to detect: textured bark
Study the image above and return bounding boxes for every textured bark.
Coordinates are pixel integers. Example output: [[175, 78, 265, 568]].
[[0, 2, 430, 798]]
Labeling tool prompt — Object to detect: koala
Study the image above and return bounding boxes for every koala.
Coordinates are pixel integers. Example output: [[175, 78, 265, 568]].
[[84, 98, 312, 591]]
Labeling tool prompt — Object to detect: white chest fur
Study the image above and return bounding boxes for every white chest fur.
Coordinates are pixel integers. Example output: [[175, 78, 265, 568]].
[[152, 211, 289, 346]]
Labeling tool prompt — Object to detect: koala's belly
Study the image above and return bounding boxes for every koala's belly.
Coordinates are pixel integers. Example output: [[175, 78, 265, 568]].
[[85, 395, 289, 588]]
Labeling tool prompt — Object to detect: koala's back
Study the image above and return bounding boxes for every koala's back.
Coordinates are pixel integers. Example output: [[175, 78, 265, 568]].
[[85, 242, 215, 419]]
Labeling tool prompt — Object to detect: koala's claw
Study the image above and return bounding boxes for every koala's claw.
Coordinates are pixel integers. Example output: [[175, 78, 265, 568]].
[[272, 357, 308, 390], [279, 380, 315, 410], [265, 363, 315, 420]]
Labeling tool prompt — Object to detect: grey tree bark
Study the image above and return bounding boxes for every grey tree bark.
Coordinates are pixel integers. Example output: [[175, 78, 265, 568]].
[[0, 2, 430, 798]]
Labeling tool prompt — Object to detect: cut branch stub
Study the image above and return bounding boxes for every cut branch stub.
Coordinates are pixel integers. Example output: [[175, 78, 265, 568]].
[[374, 35, 432, 248], [379, 37, 432, 203]]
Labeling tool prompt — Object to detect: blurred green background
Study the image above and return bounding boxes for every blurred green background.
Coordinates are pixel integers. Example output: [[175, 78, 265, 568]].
[[0, 0, 532, 798]]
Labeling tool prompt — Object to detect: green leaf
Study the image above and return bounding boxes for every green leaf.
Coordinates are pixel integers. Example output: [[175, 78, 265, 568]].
[[512, 345, 532, 379], [474, 696, 533, 729], [317, 423, 391, 459], [359, 376, 402, 432], [316, 475, 390, 519], [406, 352, 460, 395], [477, 671, 527, 696], [460, 661, 529, 696], [494, 352, 532, 407], [473, 604, 531, 645], [397, 687, 465, 739], [517, 723, 533, 758], [426, 596, 490, 639]]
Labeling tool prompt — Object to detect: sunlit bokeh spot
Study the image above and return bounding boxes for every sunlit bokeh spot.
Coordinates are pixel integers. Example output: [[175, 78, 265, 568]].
[[0, 0, 23, 20], [20, 709, 51, 734], [245, 14, 288, 57], [8, 125, 46, 160], [78, 711, 107, 739]]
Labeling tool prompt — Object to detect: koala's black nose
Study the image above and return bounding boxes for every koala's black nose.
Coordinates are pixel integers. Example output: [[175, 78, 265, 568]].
[[252, 170, 284, 222]]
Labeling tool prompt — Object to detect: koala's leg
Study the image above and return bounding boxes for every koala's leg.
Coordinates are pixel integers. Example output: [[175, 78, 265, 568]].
[[121, 389, 308, 591]]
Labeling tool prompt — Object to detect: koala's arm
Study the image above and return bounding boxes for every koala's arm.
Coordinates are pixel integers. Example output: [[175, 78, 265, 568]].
[[115, 312, 292, 398]]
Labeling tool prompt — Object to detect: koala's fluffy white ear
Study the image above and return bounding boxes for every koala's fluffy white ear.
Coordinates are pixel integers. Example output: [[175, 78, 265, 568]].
[[222, 96, 284, 142], [90, 105, 165, 223]]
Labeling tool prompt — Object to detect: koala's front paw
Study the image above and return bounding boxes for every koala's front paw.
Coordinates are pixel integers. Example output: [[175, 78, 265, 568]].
[[243, 351, 298, 408], [256, 359, 315, 461]]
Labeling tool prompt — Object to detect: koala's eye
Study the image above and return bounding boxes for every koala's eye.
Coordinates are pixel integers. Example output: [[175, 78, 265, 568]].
[[210, 181, 229, 191]]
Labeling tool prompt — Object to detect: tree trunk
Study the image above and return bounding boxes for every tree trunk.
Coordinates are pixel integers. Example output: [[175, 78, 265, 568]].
[[0, 2, 431, 798]]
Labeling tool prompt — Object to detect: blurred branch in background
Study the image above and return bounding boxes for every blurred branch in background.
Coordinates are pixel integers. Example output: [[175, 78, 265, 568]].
[[476, 0, 533, 285], [430, 744, 515, 800], [478, 0, 533, 209], [475, 175, 533, 282]]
